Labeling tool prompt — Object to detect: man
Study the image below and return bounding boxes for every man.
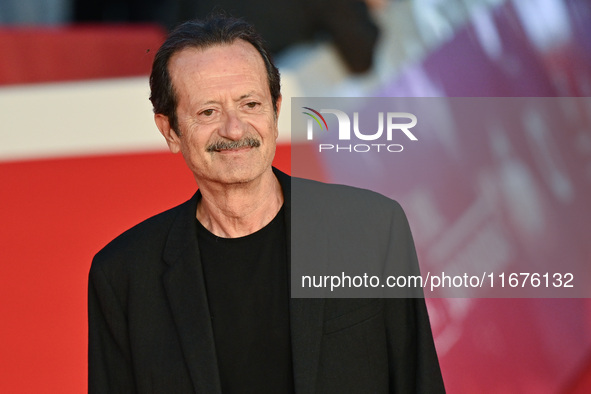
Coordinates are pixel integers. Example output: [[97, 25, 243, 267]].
[[88, 15, 445, 393]]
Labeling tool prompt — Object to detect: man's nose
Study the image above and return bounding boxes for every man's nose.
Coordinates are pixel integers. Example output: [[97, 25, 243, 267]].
[[218, 110, 247, 140]]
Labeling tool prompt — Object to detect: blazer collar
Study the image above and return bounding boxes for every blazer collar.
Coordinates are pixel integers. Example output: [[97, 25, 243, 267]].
[[161, 190, 223, 393], [162, 167, 324, 394], [277, 168, 325, 394]]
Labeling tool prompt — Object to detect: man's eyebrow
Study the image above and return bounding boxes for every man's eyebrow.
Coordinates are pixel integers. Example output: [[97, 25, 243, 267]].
[[238, 92, 257, 100], [199, 92, 259, 106]]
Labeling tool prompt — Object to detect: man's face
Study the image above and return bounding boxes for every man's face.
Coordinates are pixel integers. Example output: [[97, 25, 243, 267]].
[[156, 40, 281, 186]]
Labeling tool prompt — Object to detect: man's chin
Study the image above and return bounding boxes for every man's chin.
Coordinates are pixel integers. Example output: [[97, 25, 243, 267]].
[[198, 164, 271, 187]]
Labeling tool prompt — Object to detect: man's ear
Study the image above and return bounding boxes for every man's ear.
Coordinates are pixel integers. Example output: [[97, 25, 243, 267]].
[[274, 95, 282, 138], [155, 114, 181, 154], [275, 95, 282, 120]]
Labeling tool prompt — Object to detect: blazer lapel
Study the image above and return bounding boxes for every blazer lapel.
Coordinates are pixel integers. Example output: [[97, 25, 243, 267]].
[[162, 193, 222, 394], [276, 169, 326, 394]]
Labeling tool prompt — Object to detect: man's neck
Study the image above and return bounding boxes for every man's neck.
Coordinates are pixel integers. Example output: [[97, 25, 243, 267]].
[[195, 168, 283, 238]]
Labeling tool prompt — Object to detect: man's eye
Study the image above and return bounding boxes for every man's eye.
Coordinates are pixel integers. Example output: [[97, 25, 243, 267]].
[[201, 109, 214, 116], [246, 102, 259, 108]]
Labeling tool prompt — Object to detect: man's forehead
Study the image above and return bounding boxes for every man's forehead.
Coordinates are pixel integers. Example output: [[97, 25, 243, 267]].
[[167, 39, 271, 104]]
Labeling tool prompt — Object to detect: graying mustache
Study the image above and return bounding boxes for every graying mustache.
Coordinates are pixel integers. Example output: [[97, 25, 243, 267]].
[[206, 137, 261, 152]]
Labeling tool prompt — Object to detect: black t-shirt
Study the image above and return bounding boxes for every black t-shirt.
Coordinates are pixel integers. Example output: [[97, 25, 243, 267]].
[[196, 206, 294, 393]]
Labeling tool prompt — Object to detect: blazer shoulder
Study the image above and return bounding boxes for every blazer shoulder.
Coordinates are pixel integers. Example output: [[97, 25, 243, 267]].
[[292, 176, 404, 217], [91, 195, 197, 272]]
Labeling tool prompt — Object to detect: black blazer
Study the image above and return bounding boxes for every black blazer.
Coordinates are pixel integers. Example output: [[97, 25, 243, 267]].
[[89, 168, 445, 393]]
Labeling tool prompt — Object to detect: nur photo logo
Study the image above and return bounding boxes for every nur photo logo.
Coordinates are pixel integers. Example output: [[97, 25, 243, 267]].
[[302, 107, 418, 153]]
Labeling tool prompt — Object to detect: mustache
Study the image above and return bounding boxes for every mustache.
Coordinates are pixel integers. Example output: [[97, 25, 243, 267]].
[[206, 137, 261, 152]]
